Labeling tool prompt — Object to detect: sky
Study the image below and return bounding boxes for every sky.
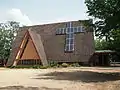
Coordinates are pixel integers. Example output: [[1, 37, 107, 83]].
[[0, 0, 89, 26]]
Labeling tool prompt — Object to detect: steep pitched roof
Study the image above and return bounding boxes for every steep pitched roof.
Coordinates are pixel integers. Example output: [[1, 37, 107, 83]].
[[7, 20, 94, 66], [7, 29, 48, 66], [7, 29, 27, 66], [28, 29, 48, 66]]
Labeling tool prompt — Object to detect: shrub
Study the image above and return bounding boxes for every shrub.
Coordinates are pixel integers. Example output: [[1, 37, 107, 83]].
[[32, 65, 40, 69], [61, 63, 69, 67], [49, 61, 58, 67], [9, 66, 15, 68], [39, 66, 49, 69], [70, 63, 80, 67]]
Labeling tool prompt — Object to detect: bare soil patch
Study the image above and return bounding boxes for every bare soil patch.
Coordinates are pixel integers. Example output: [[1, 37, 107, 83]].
[[0, 67, 120, 90]]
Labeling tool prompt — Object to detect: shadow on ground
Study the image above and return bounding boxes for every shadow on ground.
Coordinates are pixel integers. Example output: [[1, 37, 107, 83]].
[[34, 71, 120, 83], [0, 86, 62, 90]]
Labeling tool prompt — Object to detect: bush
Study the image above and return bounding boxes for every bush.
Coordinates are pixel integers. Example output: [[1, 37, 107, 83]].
[[61, 63, 69, 67], [70, 63, 80, 67], [39, 66, 49, 69], [49, 61, 58, 67], [32, 65, 40, 69], [9, 62, 81, 69]]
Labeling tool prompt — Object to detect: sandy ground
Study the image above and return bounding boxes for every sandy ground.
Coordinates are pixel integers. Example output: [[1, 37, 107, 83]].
[[0, 67, 120, 90]]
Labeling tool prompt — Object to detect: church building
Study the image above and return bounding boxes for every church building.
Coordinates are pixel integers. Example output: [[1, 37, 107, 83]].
[[7, 20, 95, 66]]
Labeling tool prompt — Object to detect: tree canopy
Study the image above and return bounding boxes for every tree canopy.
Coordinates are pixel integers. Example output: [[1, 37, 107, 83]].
[[0, 21, 20, 60], [85, 0, 120, 53], [85, 0, 120, 39], [95, 39, 109, 50]]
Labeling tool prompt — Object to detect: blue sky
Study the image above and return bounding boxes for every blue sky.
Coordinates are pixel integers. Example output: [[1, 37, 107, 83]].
[[0, 0, 89, 25]]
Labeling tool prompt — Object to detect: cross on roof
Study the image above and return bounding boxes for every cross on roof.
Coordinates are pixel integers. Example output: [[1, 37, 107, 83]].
[[56, 22, 85, 52]]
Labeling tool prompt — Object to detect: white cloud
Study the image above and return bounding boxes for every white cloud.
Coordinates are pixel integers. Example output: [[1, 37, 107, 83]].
[[0, 8, 32, 26], [6, 8, 32, 25], [0, 8, 89, 26]]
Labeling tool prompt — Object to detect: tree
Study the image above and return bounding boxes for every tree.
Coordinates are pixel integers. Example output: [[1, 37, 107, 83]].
[[85, 0, 120, 39], [95, 39, 109, 50], [0, 21, 20, 61], [85, 0, 120, 60], [108, 30, 120, 51]]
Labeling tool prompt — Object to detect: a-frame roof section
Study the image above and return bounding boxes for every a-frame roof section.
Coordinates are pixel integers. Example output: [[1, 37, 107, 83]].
[[28, 29, 48, 66], [20, 32, 40, 60]]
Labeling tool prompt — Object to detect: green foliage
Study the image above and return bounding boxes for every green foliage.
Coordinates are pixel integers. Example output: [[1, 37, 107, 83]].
[[109, 30, 120, 51], [49, 61, 58, 67], [85, 0, 120, 38], [0, 21, 20, 60], [70, 63, 81, 67], [95, 39, 109, 50], [61, 63, 69, 67], [85, 0, 120, 57], [9, 62, 82, 69]]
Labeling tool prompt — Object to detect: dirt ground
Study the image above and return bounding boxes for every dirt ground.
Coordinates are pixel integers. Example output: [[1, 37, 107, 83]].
[[0, 67, 120, 90]]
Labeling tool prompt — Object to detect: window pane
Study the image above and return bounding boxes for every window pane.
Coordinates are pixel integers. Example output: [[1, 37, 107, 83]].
[[56, 29, 59, 34], [66, 34, 69, 38], [66, 28, 70, 34], [66, 22, 73, 27], [69, 38, 74, 44], [66, 38, 74, 44], [65, 45, 69, 51], [56, 28, 66, 35], [77, 26, 83, 32], [65, 44, 74, 52], [66, 33, 74, 38], [61, 28, 65, 34], [56, 28, 61, 34], [73, 27, 77, 33], [66, 22, 70, 27], [59, 29, 62, 34], [70, 28, 74, 33], [66, 39, 69, 44], [70, 44, 74, 51], [70, 33, 74, 38]]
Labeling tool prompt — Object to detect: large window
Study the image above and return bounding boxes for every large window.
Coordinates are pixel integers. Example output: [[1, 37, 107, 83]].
[[56, 22, 84, 52], [17, 59, 41, 65], [65, 33, 74, 52], [56, 28, 65, 35]]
